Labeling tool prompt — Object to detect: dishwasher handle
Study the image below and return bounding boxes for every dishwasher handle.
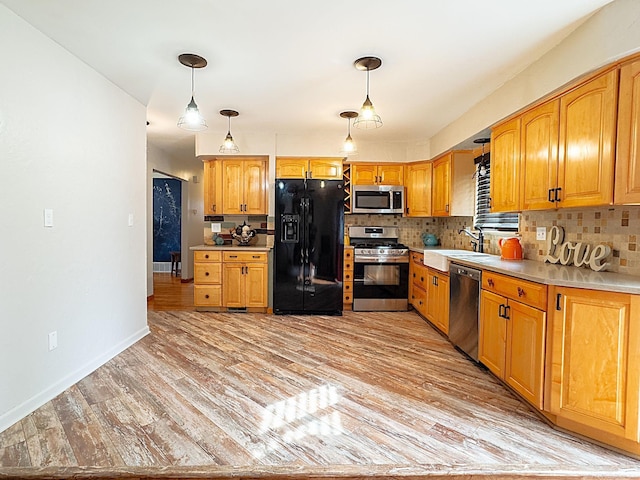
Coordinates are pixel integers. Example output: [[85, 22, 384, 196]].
[[449, 263, 482, 282]]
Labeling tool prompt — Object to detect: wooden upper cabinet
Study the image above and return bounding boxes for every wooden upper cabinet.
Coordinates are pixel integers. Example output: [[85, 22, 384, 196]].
[[221, 157, 267, 215], [431, 150, 475, 217], [221, 160, 245, 215], [243, 159, 267, 214], [275, 157, 343, 180], [431, 154, 451, 216], [406, 161, 432, 217], [616, 59, 640, 204], [352, 164, 403, 185], [548, 287, 640, 453], [275, 158, 307, 179], [557, 69, 617, 208], [203, 160, 223, 215], [520, 100, 560, 211], [309, 158, 343, 180], [490, 117, 521, 212]]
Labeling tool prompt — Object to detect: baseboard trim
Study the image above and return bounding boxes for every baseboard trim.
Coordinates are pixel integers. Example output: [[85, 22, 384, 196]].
[[0, 326, 150, 433]]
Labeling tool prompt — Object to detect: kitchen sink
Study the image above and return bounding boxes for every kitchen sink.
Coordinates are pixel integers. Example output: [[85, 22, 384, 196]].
[[423, 249, 491, 272]]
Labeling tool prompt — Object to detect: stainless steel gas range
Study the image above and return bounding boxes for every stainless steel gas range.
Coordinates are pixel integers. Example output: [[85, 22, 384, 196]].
[[348, 226, 409, 311]]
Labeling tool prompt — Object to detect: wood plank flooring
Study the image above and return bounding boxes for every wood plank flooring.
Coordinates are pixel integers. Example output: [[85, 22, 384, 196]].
[[2, 288, 640, 478], [147, 273, 194, 311]]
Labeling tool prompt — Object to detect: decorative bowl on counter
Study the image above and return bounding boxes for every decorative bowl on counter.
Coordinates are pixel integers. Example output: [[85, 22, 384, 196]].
[[231, 221, 257, 246], [422, 233, 439, 246]]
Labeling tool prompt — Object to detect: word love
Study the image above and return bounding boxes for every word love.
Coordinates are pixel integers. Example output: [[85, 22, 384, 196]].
[[544, 226, 611, 272]]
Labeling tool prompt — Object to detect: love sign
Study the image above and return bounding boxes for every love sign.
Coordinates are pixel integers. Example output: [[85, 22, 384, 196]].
[[544, 226, 611, 272]]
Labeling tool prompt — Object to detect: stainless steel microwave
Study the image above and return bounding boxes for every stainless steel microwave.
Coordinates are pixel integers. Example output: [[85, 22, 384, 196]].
[[351, 185, 405, 214]]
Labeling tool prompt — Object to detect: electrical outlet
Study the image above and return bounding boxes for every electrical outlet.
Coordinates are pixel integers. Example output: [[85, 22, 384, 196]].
[[211, 223, 221, 233], [536, 227, 546, 241], [48, 331, 58, 351]]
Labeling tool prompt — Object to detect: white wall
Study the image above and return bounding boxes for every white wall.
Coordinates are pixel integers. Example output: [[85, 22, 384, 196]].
[[428, 0, 640, 157], [0, 6, 148, 432], [147, 143, 205, 295]]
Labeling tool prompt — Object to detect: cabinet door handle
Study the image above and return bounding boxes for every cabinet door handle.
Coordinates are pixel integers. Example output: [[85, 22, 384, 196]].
[[498, 304, 505, 318], [556, 293, 562, 311], [420, 276, 424, 282], [445, 204, 449, 213], [488, 197, 493, 208], [555, 187, 562, 203], [548, 189, 554, 203], [504, 305, 510, 320], [213, 204, 216, 212]]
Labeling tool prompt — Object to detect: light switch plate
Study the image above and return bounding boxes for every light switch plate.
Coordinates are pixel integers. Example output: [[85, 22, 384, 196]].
[[536, 227, 546, 241], [44, 208, 54, 227], [128, 213, 134, 227]]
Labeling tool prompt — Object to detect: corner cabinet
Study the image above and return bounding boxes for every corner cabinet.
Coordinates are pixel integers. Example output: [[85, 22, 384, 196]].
[[431, 151, 475, 217], [479, 272, 548, 409], [547, 286, 640, 456], [405, 161, 432, 217]]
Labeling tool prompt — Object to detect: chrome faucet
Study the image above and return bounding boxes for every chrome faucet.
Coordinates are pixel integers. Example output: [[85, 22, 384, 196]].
[[458, 226, 484, 253]]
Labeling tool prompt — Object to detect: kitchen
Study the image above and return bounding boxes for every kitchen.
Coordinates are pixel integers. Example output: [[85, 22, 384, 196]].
[[4, 1, 640, 478]]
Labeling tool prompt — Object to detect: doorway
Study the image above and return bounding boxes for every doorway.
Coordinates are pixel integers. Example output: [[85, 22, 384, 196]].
[[152, 172, 182, 274]]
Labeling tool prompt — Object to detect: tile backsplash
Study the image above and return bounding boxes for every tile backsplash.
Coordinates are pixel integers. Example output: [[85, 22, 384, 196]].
[[347, 205, 640, 276]]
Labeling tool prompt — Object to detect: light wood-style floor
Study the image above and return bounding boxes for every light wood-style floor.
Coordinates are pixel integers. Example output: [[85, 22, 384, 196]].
[[2, 275, 640, 479]]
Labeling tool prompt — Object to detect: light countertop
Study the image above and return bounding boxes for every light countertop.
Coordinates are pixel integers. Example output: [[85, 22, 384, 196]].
[[191, 244, 272, 252], [408, 246, 640, 295]]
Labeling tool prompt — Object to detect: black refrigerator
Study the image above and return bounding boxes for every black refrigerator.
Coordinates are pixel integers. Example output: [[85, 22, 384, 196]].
[[274, 178, 344, 315]]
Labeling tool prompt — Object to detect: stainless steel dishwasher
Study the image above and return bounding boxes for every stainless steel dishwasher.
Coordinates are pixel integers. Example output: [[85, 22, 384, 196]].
[[449, 263, 481, 361]]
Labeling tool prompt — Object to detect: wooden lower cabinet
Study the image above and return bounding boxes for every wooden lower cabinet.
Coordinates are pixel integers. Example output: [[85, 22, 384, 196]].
[[194, 249, 269, 311], [480, 272, 547, 409], [547, 286, 640, 455], [222, 252, 268, 308], [426, 268, 449, 335], [343, 247, 354, 309], [193, 251, 223, 307], [409, 253, 449, 335], [409, 252, 429, 317]]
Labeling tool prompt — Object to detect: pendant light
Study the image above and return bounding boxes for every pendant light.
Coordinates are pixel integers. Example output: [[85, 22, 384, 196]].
[[353, 56, 383, 129], [473, 137, 490, 178], [339, 111, 358, 156], [177, 53, 208, 131], [219, 109, 240, 154]]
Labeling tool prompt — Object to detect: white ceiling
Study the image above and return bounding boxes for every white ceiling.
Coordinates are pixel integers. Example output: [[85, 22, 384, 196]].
[[1, 0, 614, 158]]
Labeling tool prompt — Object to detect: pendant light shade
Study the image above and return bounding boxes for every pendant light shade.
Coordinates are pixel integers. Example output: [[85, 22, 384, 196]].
[[353, 56, 383, 129], [339, 111, 358, 156], [177, 53, 208, 132], [219, 109, 240, 154]]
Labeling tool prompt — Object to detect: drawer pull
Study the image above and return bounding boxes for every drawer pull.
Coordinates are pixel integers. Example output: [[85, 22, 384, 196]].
[[205, 254, 210, 259], [252, 255, 261, 258], [205, 272, 209, 276], [205, 294, 210, 299], [230, 255, 238, 258], [517, 287, 525, 297], [487, 278, 494, 287]]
